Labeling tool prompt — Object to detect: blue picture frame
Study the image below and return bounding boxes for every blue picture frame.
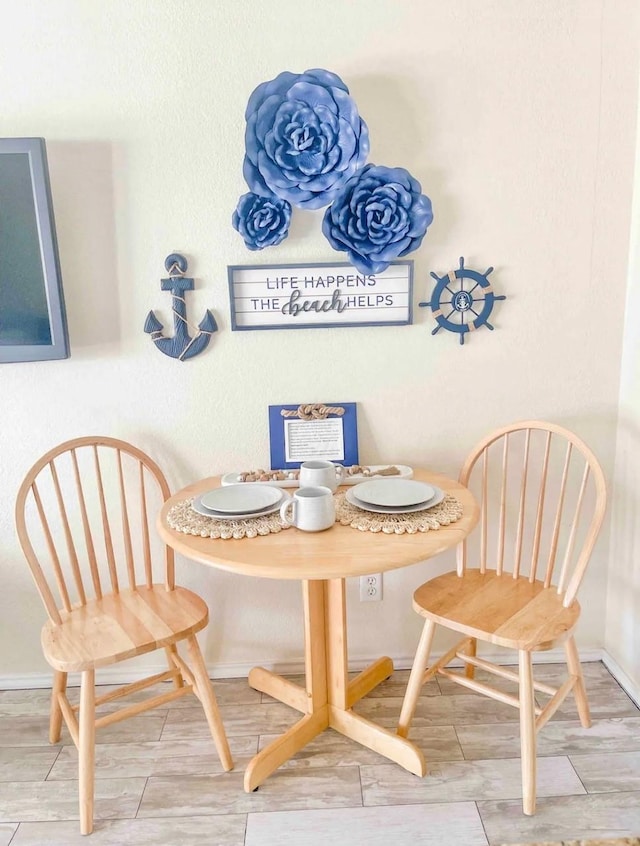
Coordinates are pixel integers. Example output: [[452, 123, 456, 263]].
[[0, 137, 69, 363], [269, 402, 359, 470]]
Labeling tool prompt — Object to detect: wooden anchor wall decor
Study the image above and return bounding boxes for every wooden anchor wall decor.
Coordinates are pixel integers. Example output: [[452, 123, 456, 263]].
[[144, 253, 218, 361]]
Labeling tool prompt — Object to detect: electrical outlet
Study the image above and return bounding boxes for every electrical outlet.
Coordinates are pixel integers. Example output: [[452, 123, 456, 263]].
[[360, 572, 383, 601]]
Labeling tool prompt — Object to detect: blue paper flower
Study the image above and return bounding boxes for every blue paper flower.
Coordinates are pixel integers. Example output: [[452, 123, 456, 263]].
[[322, 164, 434, 274], [232, 192, 291, 251], [243, 68, 369, 211]]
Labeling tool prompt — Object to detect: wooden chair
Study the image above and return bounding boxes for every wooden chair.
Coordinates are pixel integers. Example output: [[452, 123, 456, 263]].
[[397, 421, 607, 815], [15, 436, 233, 834]]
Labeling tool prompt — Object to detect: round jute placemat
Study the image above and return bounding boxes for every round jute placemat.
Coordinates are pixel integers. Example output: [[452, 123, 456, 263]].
[[166, 498, 291, 540], [335, 491, 463, 534]]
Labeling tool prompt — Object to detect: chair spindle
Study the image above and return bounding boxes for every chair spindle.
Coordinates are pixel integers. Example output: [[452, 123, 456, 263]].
[[93, 445, 119, 593], [513, 429, 531, 579], [49, 459, 86, 606], [529, 430, 552, 583], [32, 479, 72, 613], [480, 448, 488, 574], [139, 462, 153, 588], [556, 462, 590, 595], [71, 448, 102, 600], [497, 433, 509, 575], [544, 442, 572, 588], [116, 450, 136, 590]]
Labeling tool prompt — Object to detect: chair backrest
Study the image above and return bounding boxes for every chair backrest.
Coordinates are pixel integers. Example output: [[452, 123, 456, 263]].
[[457, 421, 607, 606], [15, 436, 174, 626]]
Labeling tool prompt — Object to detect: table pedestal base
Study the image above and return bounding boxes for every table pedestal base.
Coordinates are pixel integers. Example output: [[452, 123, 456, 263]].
[[244, 578, 426, 792]]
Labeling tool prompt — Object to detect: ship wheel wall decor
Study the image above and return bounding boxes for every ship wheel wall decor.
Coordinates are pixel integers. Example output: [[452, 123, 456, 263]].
[[419, 257, 506, 345]]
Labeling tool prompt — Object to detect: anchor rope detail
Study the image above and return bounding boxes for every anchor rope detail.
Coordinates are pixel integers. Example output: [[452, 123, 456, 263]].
[[171, 294, 202, 337]]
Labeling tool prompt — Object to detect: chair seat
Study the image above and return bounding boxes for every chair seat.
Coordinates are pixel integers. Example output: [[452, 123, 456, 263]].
[[413, 569, 580, 651], [41, 585, 209, 672]]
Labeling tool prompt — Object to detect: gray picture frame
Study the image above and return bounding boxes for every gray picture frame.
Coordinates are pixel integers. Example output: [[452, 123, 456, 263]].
[[0, 137, 69, 362], [227, 261, 413, 331]]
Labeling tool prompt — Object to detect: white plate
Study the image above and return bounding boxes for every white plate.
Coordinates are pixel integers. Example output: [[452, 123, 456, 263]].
[[221, 465, 414, 488], [352, 478, 435, 508], [191, 490, 289, 521], [200, 484, 283, 514], [345, 486, 445, 515]]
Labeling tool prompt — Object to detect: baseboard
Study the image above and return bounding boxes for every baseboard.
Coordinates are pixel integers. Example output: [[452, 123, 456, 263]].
[[0, 647, 606, 690], [601, 651, 640, 708]]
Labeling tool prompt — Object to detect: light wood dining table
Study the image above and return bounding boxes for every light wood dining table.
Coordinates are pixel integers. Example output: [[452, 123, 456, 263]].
[[157, 469, 479, 792]]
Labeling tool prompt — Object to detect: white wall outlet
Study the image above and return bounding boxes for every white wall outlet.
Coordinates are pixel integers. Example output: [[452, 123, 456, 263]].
[[360, 572, 383, 601]]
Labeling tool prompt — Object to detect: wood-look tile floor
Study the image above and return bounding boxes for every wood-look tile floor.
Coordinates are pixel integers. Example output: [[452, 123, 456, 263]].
[[0, 661, 639, 845]]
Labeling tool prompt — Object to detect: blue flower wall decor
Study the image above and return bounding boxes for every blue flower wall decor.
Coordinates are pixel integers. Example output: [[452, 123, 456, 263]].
[[322, 164, 433, 275], [234, 68, 434, 273], [232, 192, 291, 251], [243, 68, 369, 210]]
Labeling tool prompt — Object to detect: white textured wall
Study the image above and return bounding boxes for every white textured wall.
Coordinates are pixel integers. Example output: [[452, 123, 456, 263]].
[[1, 0, 638, 679], [606, 71, 640, 692]]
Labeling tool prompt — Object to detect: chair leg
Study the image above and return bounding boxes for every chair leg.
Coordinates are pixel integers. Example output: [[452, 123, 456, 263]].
[[78, 669, 95, 835], [397, 619, 436, 738], [49, 671, 67, 743], [518, 650, 536, 815], [165, 644, 185, 690], [565, 635, 591, 728], [464, 638, 477, 679], [186, 635, 233, 771]]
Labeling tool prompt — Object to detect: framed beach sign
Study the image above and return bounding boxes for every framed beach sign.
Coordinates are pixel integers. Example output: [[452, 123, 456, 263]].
[[0, 137, 69, 362], [268, 402, 359, 470], [228, 261, 413, 331]]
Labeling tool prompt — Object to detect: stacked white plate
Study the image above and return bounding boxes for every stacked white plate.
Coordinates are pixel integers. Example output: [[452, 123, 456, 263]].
[[346, 478, 445, 514], [191, 484, 290, 520]]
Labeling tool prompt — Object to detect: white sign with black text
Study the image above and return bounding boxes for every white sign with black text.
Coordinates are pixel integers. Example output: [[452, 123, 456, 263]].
[[228, 261, 413, 330]]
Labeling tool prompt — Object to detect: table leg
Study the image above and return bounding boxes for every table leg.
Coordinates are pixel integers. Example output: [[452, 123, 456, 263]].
[[243, 577, 425, 792], [347, 656, 395, 708], [323, 578, 426, 777], [243, 580, 329, 792], [243, 708, 329, 792], [247, 668, 309, 713]]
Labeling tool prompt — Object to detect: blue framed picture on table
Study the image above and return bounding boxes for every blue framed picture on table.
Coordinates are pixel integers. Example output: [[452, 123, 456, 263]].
[[268, 402, 358, 470]]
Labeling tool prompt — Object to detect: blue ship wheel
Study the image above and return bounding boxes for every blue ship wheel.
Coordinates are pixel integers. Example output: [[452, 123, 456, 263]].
[[419, 256, 506, 345]]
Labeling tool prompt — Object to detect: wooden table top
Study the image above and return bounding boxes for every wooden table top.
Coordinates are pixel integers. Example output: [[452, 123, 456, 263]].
[[157, 469, 480, 581]]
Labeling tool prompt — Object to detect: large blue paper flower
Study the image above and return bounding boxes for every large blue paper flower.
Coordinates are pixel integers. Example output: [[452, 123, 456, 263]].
[[322, 164, 434, 274], [243, 68, 369, 211], [232, 192, 291, 251]]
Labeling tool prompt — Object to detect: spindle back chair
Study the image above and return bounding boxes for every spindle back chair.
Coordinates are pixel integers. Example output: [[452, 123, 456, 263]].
[[15, 436, 232, 835], [397, 421, 607, 815]]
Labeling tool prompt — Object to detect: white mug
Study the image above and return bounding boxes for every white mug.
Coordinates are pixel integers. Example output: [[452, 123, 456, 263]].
[[280, 486, 336, 532], [298, 460, 346, 493]]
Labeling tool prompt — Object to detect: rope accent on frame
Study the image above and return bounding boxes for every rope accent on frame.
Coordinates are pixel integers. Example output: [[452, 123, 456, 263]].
[[280, 404, 345, 420]]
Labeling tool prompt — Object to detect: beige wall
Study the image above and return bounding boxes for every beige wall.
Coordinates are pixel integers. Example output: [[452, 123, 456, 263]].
[[1, 0, 638, 679], [606, 70, 640, 693]]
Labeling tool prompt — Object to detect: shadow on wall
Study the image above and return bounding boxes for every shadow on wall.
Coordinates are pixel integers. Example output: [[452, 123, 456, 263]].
[[607, 413, 640, 668], [46, 140, 121, 350]]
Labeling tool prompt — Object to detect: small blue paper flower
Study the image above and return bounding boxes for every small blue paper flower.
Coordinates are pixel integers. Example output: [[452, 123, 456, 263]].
[[243, 68, 369, 211], [322, 164, 434, 274], [232, 192, 292, 251]]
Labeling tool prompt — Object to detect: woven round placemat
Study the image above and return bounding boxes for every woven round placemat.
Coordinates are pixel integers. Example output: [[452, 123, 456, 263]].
[[335, 491, 463, 534], [166, 498, 291, 540]]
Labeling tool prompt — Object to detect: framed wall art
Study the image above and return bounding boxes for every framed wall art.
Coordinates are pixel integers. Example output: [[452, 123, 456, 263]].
[[229, 261, 413, 331], [268, 402, 359, 470], [0, 137, 69, 363]]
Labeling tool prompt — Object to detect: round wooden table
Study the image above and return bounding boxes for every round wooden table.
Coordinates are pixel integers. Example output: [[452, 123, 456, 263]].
[[158, 469, 479, 791]]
